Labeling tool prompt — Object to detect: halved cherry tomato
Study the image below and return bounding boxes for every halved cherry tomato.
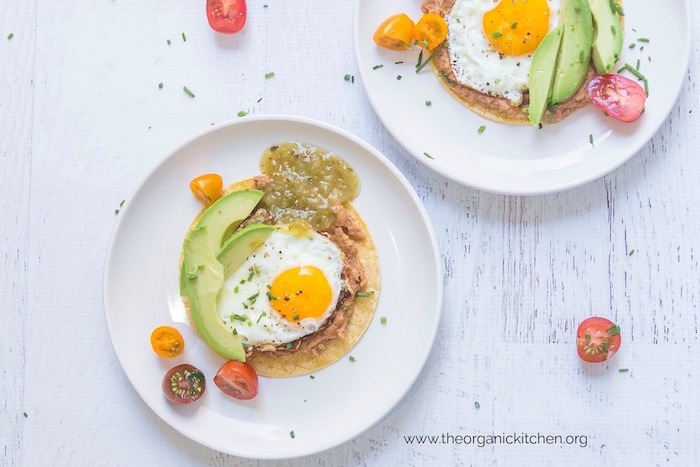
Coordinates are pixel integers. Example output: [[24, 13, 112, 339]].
[[587, 74, 647, 123], [162, 364, 206, 404], [576, 317, 622, 363], [190, 173, 223, 206], [150, 326, 184, 358], [413, 13, 448, 50], [373, 13, 415, 50], [206, 0, 247, 34], [214, 360, 259, 400]]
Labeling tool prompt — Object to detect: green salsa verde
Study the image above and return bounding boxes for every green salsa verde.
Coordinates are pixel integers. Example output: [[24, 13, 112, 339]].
[[259, 142, 361, 231]]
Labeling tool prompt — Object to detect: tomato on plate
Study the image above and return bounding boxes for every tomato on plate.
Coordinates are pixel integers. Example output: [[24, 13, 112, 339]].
[[373, 13, 415, 50], [587, 74, 647, 122], [576, 317, 622, 363], [190, 173, 223, 206], [150, 325, 184, 358], [413, 13, 448, 50], [206, 0, 247, 34], [214, 360, 259, 400], [162, 364, 206, 404]]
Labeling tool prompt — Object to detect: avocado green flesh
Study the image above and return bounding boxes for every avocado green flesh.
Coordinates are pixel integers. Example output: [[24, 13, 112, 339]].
[[528, 25, 564, 126], [194, 189, 265, 252], [217, 223, 275, 279], [589, 0, 623, 74], [551, 0, 594, 104], [183, 227, 246, 362]]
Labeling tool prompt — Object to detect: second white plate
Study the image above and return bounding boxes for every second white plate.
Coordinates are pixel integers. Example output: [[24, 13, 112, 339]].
[[354, 0, 691, 194]]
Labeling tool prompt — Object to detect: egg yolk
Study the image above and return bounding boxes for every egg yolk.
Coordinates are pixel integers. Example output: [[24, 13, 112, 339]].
[[269, 266, 332, 322], [483, 0, 551, 56]]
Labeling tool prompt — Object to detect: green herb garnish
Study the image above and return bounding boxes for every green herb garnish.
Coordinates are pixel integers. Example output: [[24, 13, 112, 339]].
[[396, 75, 402, 80], [380, 317, 387, 325], [425, 100, 432, 106], [265, 71, 275, 79], [183, 86, 195, 98], [423, 152, 434, 160], [619, 368, 629, 373], [415, 43, 444, 73], [181, 32, 187, 42], [356, 291, 374, 298], [290, 431, 295, 439], [237, 110, 249, 117], [637, 37, 650, 43], [158, 82, 163, 89], [621, 63, 646, 81], [607, 325, 621, 336], [349, 356, 356, 362], [491, 32, 502, 39], [7, 32, 14, 40], [477, 125, 486, 134], [372, 64, 384, 70], [286, 343, 293, 349], [474, 401, 480, 409]]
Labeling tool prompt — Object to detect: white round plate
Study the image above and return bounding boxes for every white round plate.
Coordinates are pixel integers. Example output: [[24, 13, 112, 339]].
[[354, 0, 691, 194], [104, 115, 442, 459]]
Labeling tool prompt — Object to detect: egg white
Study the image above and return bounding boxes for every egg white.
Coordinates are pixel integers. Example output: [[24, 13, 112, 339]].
[[446, 0, 561, 105], [216, 227, 345, 347]]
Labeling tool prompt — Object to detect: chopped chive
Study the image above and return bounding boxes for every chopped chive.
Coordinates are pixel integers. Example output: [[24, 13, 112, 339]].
[[395, 60, 404, 64], [415, 43, 444, 73], [183, 86, 195, 97], [264, 4, 268, 7], [416, 49, 424, 68], [293, 314, 300, 321], [628, 249, 636, 256], [182, 32, 187, 42], [22, 412, 27, 418], [264, 71, 275, 79], [7, 32, 14, 40], [355, 291, 374, 298], [119, 200, 125, 207], [234, 285, 239, 293], [286, 343, 293, 349], [589, 134, 594, 146], [511, 22, 518, 29], [474, 401, 480, 409], [248, 292, 260, 301], [372, 64, 384, 70], [290, 431, 295, 439], [477, 125, 486, 134], [643, 78, 649, 96], [167, 39, 171, 45], [423, 152, 434, 159], [257, 97, 263, 103], [636, 58, 640, 70], [256, 312, 266, 323], [237, 110, 248, 117], [232, 328, 238, 335], [380, 317, 387, 325], [247, 271, 254, 281], [585, 334, 591, 340], [351, 75, 355, 83], [242, 302, 248, 309], [628, 43, 636, 49], [637, 37, 650, 43], [425, 100, 432, 106], [396, 75, 402, 80], [491, 32, 502, 39], [266, 291, 277, 300], [158, 82, 163, 89], [619, 368, 629, 373], [622, 63, 646, 81], [349, 356, 356, 362], [344, 74, 351, 81], [114, 209, 120, 215], [607, 325, 621, 336], [309, 375, 315, 379]]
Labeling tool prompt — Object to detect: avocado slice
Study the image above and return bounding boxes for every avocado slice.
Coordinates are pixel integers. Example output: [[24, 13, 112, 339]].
[[528, 25, 564, 126], [194, 189, 265, 252], [183, 226, 246, 361], [217, 223, 275, 279], [589, 0, 623, 74], [551, 0, 594, 104]]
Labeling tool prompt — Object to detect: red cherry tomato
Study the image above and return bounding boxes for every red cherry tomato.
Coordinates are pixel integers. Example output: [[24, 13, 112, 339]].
[[162, 364, 206, 404], [587, 74, 647, 122], [206, 0, 247, 34], [213, 360, 259, 400], [576, 317, 622, 363]]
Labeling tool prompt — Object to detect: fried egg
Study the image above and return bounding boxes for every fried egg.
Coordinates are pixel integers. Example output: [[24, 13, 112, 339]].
[[446, 0, 560, 105], [217, 225, 345, 347]]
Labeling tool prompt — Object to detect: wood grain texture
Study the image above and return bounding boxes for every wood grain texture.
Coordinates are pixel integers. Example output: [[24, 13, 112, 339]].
[[1, 0, 699, 465]]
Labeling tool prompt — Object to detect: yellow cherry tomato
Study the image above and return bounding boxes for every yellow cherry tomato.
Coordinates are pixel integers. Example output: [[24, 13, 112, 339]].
[[189, 173, 223, 206], [413, 12, 448, 50], [373, 13, 415, 50], [150, 326, 184, 358]]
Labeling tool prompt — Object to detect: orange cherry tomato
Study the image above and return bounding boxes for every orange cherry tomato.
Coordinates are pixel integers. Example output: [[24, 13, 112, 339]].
[[373, 13, 415, 50], [150, 326, 185, 358], [189, 173, 223, 206], [413, 13, 448, 50]]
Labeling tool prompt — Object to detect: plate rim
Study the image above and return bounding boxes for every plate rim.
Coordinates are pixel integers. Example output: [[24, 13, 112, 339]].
[[102, 114, 444, 459], [353, 0, 693, 195]]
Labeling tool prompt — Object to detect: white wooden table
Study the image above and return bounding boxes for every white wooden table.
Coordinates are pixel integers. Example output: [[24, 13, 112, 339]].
[[2, 1, 698, 465]]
